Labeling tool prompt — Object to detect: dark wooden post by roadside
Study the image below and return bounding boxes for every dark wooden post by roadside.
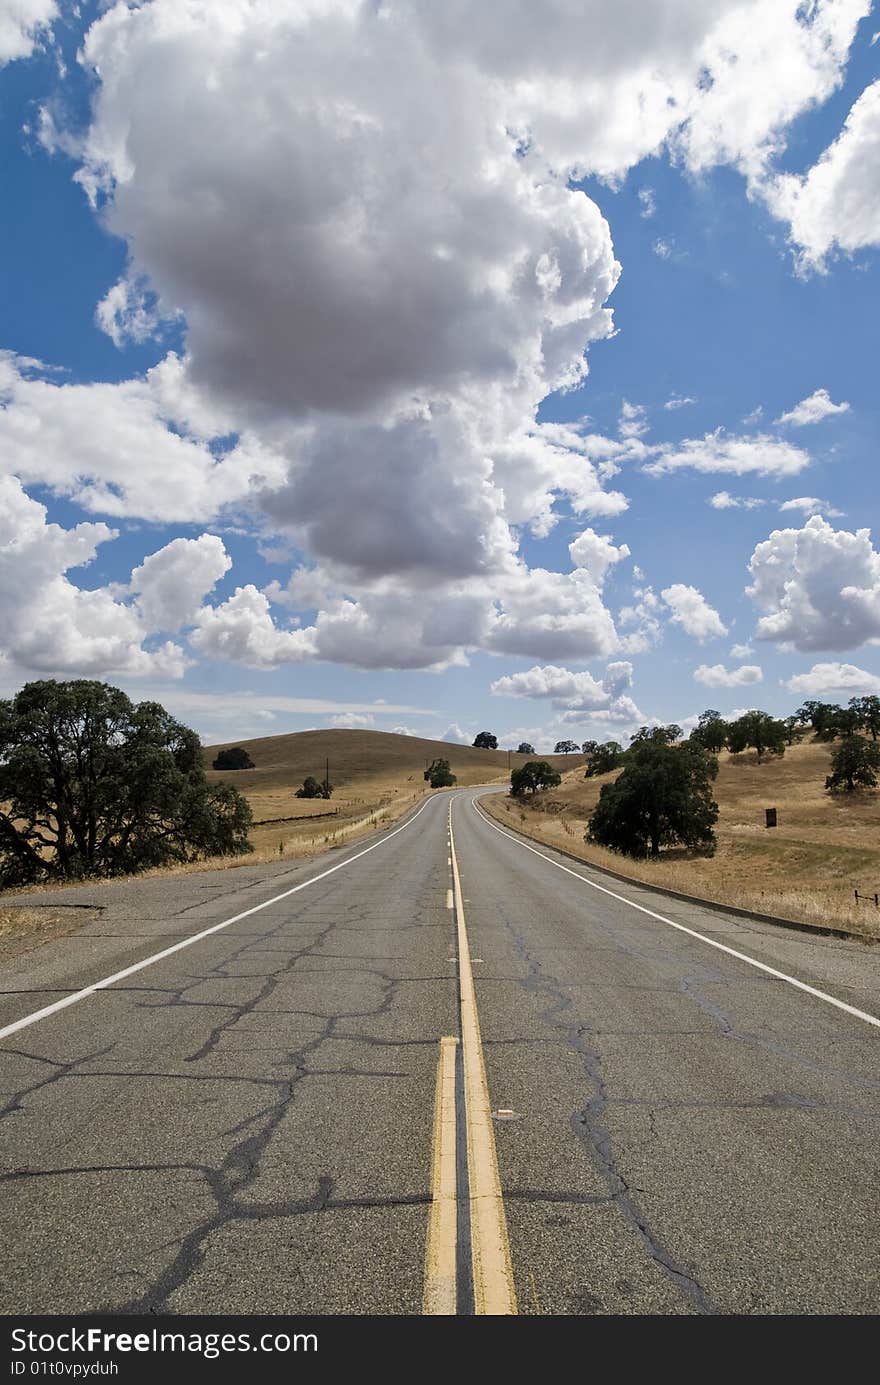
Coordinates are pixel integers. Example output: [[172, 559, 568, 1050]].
[[765, 807, 777, 828]]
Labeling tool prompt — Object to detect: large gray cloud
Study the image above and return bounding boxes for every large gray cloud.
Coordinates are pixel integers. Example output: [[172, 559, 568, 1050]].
[[1, 0, 869, 678]]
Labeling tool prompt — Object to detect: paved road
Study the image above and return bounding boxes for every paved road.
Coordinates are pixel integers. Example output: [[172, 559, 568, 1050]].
[[0, 788, 877, 1315]]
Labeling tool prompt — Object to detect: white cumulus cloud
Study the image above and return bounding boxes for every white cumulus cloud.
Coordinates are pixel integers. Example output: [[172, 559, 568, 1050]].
[[0, 0, 55, 65], [645, 430, 810, 478], [748, 516, 880, 651], [0, 353, 286, 524], [568, 528, 631, 585], [5, 0, 872, 683], [190, 587, 316, 670], [329, 712, 375, 729], [709, 491, 766, 510], [775, 388, 850, 426], [661, 584, 728, 641], [131, 535, 232, 634], [0, 475, 186, 679], [784, 662, 880, 696], [694, 662, 763, 687], [779, 496, 843, 517], [491, 660, 633, 706], [764, 78, 880, 273]]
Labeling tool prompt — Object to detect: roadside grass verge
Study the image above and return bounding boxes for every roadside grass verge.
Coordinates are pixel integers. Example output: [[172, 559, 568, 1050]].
[[482, 739, 880, 942]]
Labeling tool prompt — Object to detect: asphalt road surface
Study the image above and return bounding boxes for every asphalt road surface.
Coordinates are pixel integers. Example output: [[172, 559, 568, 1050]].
[[1, 787, 877, 1316]]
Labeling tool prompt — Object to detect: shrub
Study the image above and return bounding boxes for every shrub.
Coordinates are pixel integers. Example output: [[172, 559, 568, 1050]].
[[212, 746, 255, 770], [424, 758, 457, 788]]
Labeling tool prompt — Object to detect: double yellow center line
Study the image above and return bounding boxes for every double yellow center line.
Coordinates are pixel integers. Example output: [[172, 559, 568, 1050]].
[[423, 801, 517, 1315]]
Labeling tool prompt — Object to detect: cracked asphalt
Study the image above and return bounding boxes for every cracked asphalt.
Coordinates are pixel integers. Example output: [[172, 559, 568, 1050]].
[[1, 788, 878, 1315]]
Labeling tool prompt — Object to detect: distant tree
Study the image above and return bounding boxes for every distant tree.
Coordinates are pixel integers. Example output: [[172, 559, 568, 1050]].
[[587, 740, 719, 859], [585, 741, 624, 776], [510, 760, 562, 797], [796, 701, 839, 738], [0, 680, 252, 887], [727, 710, 786, 761], [817, 706, 861, 741], [689, 710, 728, 753], [554, 739, 580, 754], [782, 715, 804, 746], [424, 758, 456, 788], [630, 724, 681, 746], [581, 740, 599, 756], [825, 737, 880, 794], [473, 731, 498, 750], [212, 746, 255, 771], [296, 776, 333, 800], [850, 695, 880, 741], [516, 742, 535, 755]]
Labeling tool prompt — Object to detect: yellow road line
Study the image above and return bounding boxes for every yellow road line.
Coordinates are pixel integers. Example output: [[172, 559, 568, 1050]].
[[423, 1035, 459, 1315], [448, 802, 518, 1316]]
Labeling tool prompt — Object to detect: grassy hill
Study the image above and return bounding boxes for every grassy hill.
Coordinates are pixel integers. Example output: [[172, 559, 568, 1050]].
[[485, 738, 880, 938], [205, 729, 584, 858]]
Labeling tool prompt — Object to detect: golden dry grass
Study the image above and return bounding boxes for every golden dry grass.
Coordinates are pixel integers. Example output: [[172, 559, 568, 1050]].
[[484, 738, 880, 939], [1, 731, 583, 906], [205, 729, 583, 861], [0, 905, 100, 959]]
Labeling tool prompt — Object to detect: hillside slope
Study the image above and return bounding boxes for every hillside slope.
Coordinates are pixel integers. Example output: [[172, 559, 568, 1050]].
[[486, 738, 880, 937], [205, 729, 584, 856]]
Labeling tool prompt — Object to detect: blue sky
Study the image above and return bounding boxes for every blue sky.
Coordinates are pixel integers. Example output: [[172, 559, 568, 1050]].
[[1, 1, 878, 748]]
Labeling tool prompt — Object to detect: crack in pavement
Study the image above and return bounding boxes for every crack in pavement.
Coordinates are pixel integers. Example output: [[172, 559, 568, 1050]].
[[677, 971, 880, 1092], [0, 1044, 116, 1122], [1, 835, 452, 1314], [500, 911, 720, 1316]]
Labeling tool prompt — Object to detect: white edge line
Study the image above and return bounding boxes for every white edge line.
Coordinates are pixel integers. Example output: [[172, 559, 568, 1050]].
[[0, 796, 435, 1043], [472, 797, 880, 1031]]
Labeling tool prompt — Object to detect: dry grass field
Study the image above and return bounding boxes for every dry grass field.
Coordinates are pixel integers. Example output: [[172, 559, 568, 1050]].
[[0, 733, 581, 948], [484, 738, 880, 939], [205, 729, 585, 861]]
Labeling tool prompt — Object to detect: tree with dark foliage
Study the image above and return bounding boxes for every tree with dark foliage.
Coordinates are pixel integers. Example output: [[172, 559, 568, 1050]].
[[850, 695, 880, 740], [212, 746, 255, 770], [587, 739, 718, 859], [825, 737, 880, 794], [424, 758, 456, 787], [689, 710, 728, 753], [585, 741, 624, 776], [510, 760, 561, 796], [816, 706, 861, 741], [473, 731, 498, 749], [727, 710, 786, 760], [554, 739, 580, 754], [296, 776, 333, 799], [631, 724, 681, 746], [0, 680, 252, 887], [516, 742, 535, 755], [796, 701, 839, 738]]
